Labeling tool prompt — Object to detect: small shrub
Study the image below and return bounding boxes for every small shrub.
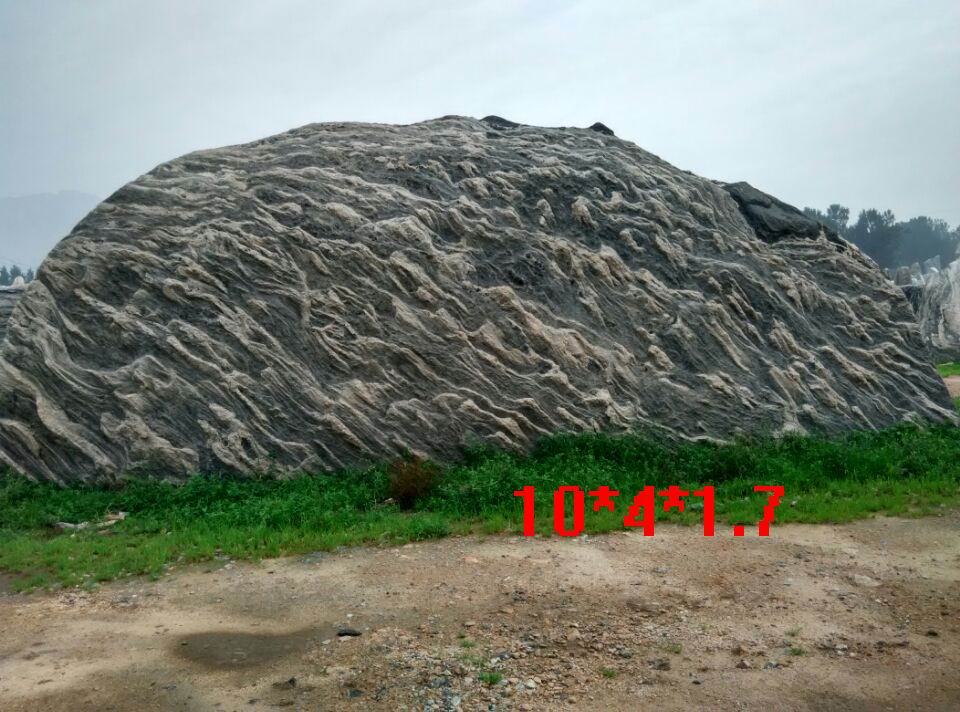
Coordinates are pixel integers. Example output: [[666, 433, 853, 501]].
[[601, 667, 618, 678], [387, 456, 441, 509], [480, 672, 503, 685]]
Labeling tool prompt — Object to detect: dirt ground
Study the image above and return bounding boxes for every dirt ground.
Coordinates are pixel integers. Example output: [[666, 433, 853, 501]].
[[945, 375, 960, 398], [1, 514, 959, 711]]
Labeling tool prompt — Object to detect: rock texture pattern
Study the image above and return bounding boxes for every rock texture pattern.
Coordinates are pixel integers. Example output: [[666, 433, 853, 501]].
[[0, 117, 954, 482], [907, 259, 960, 362], [0, 285, 25, 345]]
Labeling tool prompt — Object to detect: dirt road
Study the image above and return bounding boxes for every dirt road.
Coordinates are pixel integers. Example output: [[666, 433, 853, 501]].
[[945, 375, 960, 398], [1, 514, 959, 711]]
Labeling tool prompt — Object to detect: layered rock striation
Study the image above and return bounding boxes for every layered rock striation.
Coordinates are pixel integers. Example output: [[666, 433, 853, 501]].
[[0, 284, 25, 344], [907, 259, 960, 362], [0, 117, 954, 482]]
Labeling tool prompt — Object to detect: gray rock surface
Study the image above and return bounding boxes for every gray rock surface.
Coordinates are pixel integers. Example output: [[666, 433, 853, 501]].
[[0, 285, 25, 344], [907, 259, 960, 362], [0, 117, 954, 483]]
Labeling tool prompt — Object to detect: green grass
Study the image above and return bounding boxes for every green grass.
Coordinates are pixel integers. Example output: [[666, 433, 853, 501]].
[[480, 672, 503, 685], [937, 362, 960, 378], [788, 647, 805, 656], [2, 422, 960, 592], [458, 652, 485, 666], [943, 359, 960, 411], [600, 667, 618, 678]]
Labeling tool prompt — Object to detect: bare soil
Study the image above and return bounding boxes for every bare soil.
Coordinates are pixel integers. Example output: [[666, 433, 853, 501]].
[[1, 515, 959, 711], [945, 375, 960, 398]]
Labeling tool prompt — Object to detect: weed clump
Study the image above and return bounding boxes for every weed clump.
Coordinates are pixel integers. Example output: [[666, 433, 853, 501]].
[[387, 455, 441, 510], [480, 672, 502, 685]]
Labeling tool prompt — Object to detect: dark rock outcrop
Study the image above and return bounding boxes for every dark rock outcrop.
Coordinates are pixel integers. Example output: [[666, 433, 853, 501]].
[[0, 117, 954, 483], [588, 122, 615, 136], [902, 285, 925, 313], [721, 182, 846, 250]]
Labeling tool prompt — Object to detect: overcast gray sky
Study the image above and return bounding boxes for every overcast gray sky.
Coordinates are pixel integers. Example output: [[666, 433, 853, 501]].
[[1, 0, 958, 267]]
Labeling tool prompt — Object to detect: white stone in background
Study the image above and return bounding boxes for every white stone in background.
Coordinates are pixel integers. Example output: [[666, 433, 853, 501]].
[[913, 259, 960, 360]]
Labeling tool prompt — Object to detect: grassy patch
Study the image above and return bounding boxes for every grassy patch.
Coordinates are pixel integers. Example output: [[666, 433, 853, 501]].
[[600, 667, 618, 678], [457, 652, 485, 666], [480, 672, 503, 686], [937, 362, 960, 378], [2, 423, 960, 591]]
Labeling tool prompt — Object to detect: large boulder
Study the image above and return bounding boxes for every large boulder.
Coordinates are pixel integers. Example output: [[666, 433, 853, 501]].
[[0, 117, 954, 483], [907, 259, 960, 362]]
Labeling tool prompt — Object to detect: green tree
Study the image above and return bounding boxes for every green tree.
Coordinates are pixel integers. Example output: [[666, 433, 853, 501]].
[[848, 209, 901, 269], [825, 204, 850, 234], [9, 265, 23, 283], [803, 205, 850, 236], [802, 204, 958, 270], [898, 216, 956, 268], [0, 266, 9, 286], [25, 268, 35, 283]]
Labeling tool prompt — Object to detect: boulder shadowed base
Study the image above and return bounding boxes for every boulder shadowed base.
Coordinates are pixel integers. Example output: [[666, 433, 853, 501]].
[[0, 117, 954, 483]]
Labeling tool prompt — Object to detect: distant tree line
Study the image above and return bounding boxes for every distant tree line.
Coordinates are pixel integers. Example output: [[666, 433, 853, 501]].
[[0, 265, 35, 286], [803, 205, 960, 271]]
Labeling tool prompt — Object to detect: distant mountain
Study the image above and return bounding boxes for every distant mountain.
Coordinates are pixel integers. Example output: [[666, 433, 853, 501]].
[[0, 190, 100, 270]]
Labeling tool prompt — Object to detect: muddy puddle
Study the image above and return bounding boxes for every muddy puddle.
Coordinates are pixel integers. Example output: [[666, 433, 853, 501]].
[[173, 626, 325, 670]]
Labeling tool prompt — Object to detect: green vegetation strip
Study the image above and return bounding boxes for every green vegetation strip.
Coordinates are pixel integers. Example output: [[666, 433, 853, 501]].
[[2, 423, 960, 592], [938, 362, 960, 378], [938, 363, 960, 411]]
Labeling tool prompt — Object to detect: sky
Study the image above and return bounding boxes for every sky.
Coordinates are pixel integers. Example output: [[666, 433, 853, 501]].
[[1, 0, 958, 267]]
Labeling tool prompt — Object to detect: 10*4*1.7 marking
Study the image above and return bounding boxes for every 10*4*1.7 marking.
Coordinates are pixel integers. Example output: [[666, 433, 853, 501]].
[[513, 485, 785, 537]]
